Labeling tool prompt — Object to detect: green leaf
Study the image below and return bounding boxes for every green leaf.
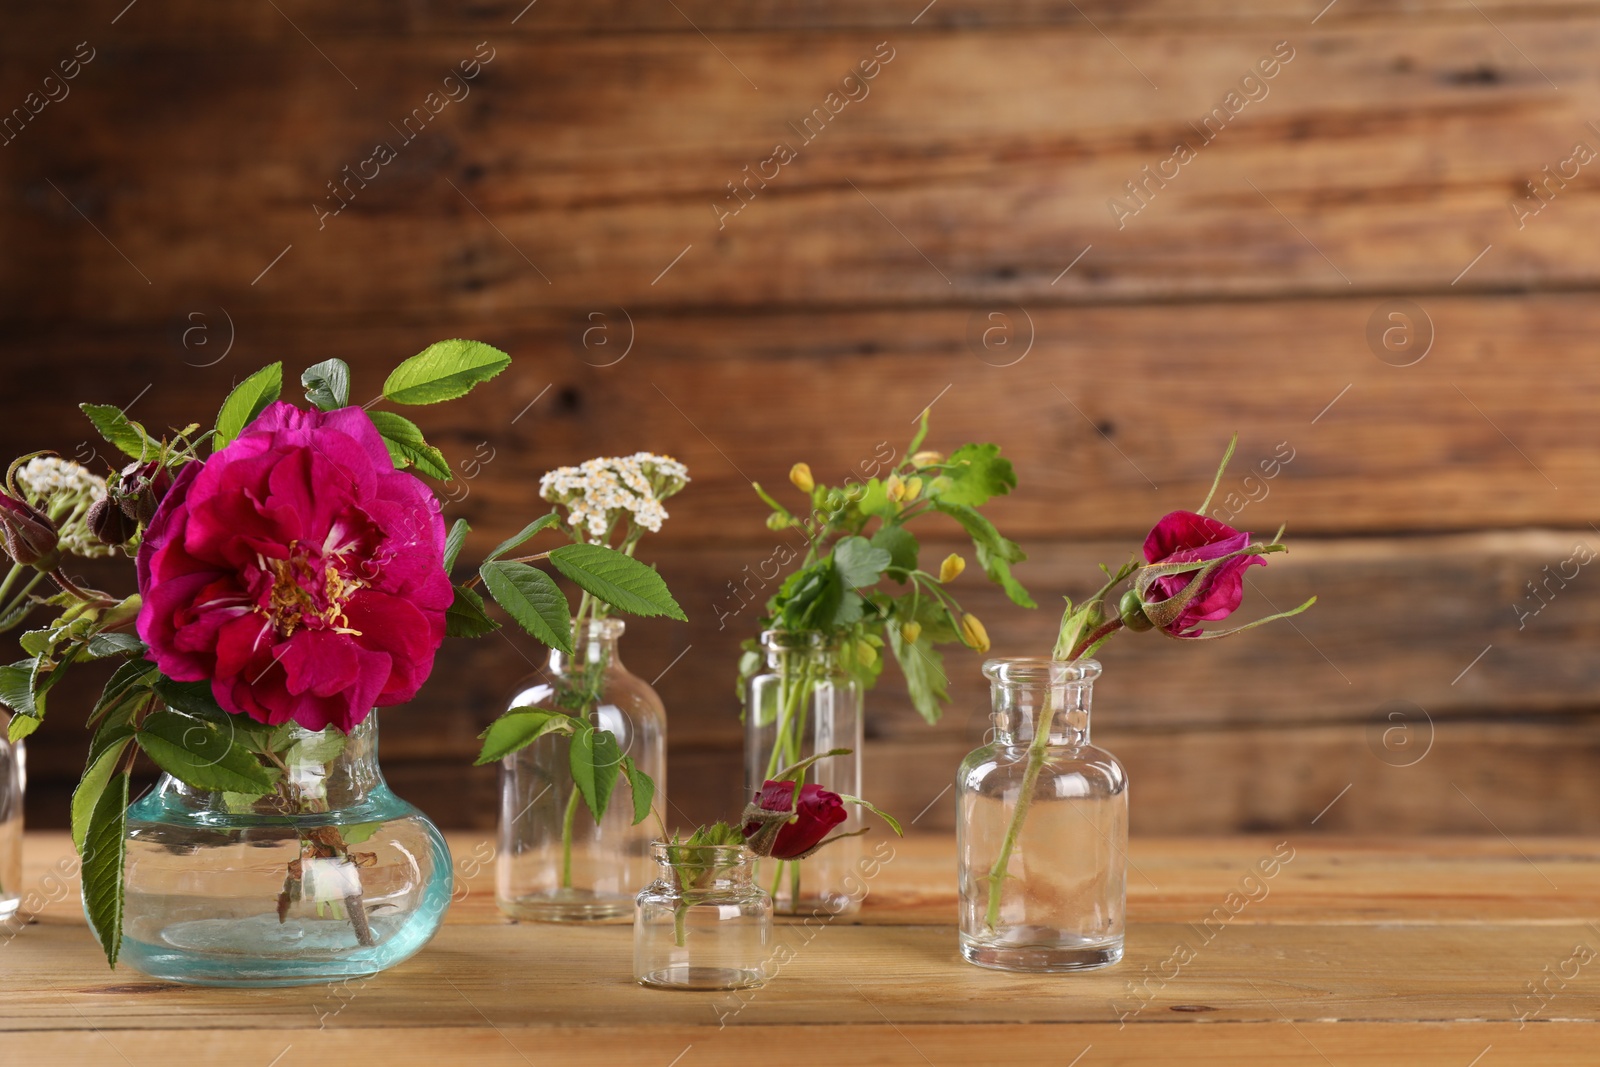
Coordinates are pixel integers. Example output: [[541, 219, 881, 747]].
[[833, 535, 891, 589], [81, 770, 129, 968], [301, 359, 351, 411], [90, 660, 158, 727], [772, 561, 842, 633], [367, 410, 452, 480], [214, 362, 283, 450], [0, 660, 38, 718], [625, 757, 655, 826], [72, 731, 134, 852], [85, 633, 146, 660], [151, 677, 227, 719], [80, 403, 157, 460], [382, 339, 511, 405], [870, 526, 920, 576], [474, 708, 573, 765], [446, 584, 501, 638], [857, 478, 894, 519], [889, 619, 949, 724], [933, 443, 1017, 508], [19, 629, 54, 657], [283, 729, 347, 768], [479, 561, 573, 653], [8, 713, 40, 742], [444, 518, 471, 572], [838, 792, 904, 837], [932, 502, 1036, 609], [136, 708, 281, 794], [569, 723, 622, 823], [484, 512, 562, 563], [548, 543, 687, 621], [340, 821, 385, 846]]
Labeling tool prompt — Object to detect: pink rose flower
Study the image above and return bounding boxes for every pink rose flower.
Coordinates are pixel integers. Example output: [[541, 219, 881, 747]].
[[743, 780, 848, 859], [1140, 510, 1266, 638], [137, 402, 452, 732]]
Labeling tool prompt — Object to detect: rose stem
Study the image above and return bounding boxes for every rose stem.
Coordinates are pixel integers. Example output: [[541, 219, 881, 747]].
[[345, 892, 376, 947], [560, 785, 582, 889]]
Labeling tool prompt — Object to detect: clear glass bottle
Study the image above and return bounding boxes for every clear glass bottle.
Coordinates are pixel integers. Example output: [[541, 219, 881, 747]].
[[744, 629, 862, 916], [957, 657, 1127, 972], [498, 618, 667, 921], [634, 842, 772, 990], [116, 717, 453, 987], [0, 718, 22, 921]]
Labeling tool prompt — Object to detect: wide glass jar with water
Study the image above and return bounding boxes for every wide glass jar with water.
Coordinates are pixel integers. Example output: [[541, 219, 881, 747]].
[[634, 842, 771, 990], [957, 657, 1126, 972], [115, 717, 452, 986]]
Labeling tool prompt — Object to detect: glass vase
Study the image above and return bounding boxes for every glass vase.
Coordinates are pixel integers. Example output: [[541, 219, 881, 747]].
[[0, 718, 22, 921], [116, 717, 452, 987], [634, 842, 771, 990], [744, 629, 862, 916], [498, 618, 667, 921], [957, 658, 1127, 972]]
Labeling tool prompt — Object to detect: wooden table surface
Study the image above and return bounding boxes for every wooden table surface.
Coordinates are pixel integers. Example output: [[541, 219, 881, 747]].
[[4, 832, 1599, 1066]]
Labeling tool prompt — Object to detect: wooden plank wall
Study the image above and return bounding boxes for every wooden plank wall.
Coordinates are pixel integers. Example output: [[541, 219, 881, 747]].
[[4, 1, 1599, 835]]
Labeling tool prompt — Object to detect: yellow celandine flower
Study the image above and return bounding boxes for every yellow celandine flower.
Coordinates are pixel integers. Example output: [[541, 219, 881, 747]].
[[900, 621, 922, 644], [939, 553, 966, 583], [911, 450, 944, 467], [789, 462, 814, 493], [885, 474, 905, 502], [904, 476, 923, 501], [960, 613, 990, 652]]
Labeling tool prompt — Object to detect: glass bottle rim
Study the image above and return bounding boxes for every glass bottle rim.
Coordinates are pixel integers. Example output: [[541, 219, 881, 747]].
[[650, 841, 754, 866], [982, 657, 1102, 685], [575, 617, 626, 638], [760, 628, 835, 652]]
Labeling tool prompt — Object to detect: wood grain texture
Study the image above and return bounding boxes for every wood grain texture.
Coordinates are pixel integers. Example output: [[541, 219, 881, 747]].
[[5, 834, 1600, 1065]]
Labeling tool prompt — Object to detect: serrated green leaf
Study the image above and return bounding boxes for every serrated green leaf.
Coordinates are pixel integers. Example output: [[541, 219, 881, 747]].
[[366, 410, 451, 479], [474, 708, 573, 765], [569, 723, 622, 823], [833, 535, 891, 589], [72, 732, 133, 852], [91, 660, 158, 727], [857, 478, 894, 519], [870, 526, 920, 576], [484, 512, 562, 563], [446, 584, 501, 638], [301, 359, 351, 411], [444, 518, 470, 572], [548, 543, 686, 622], [19, 629, 53, 657], [80, 403, 156, 460], [382, 339, 511, 405], [136, 708, 280, 794], [932, 501, 1036, 609], [85, 632, 145, 660], [214, 362, 283, 450], [625, 758, 655, 826], [889, 620, 949, 724], [933, 443, 1017, 508], [479, 561, 572, 653], [8, 713, 40, 742], [283, 728, 347, 768], [151, 677, 227, 719], [81, 770, 129, 968]]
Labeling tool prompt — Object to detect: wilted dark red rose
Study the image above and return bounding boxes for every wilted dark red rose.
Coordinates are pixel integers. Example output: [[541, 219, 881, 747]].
[[1138, 510, 1266, 638], [743, 780, 848, 860], [88, 494, 136, 546]]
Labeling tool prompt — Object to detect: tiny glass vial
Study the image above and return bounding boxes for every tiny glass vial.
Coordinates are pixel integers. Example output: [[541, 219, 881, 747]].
[[634, 843, 772, 991], [957, 657, 1127, 972]]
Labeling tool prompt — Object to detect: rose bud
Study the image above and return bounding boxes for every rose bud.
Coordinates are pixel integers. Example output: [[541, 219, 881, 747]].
[[788, 462, 814, 493], [1118, 588, 1155, 632], [743, 780, 848, 860], [0, 490, 60, 569], [88, 494, 136, 546], [939, 553, 966, 583], [118, 460, 175, 525], [1135, 510, 1267, 638]]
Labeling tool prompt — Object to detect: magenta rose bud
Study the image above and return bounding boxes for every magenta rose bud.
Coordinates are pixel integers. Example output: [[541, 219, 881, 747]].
[[117, 460, 176, 525], [1139, 510, 1266, 638], [0, 490, 60, 569], [136, 402, 453, 733], [743, 780, 848, 860]]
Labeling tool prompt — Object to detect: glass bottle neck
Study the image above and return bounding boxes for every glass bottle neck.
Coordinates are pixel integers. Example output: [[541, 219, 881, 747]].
[[548, 618, 626, 673], [653, 843, 756, 892], [985, 658, 1100, 747], [165, 717, 382, 809], [760, 629, 840, 673]]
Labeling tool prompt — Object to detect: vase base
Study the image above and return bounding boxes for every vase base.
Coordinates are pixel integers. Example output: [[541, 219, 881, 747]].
[[959, 933, 1123, 973], [637, 963, 767, 991], [499, 891, 634, 923]]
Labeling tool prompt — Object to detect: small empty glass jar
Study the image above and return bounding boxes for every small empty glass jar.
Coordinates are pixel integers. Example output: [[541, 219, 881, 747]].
[[634, 842, 772, 991]]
